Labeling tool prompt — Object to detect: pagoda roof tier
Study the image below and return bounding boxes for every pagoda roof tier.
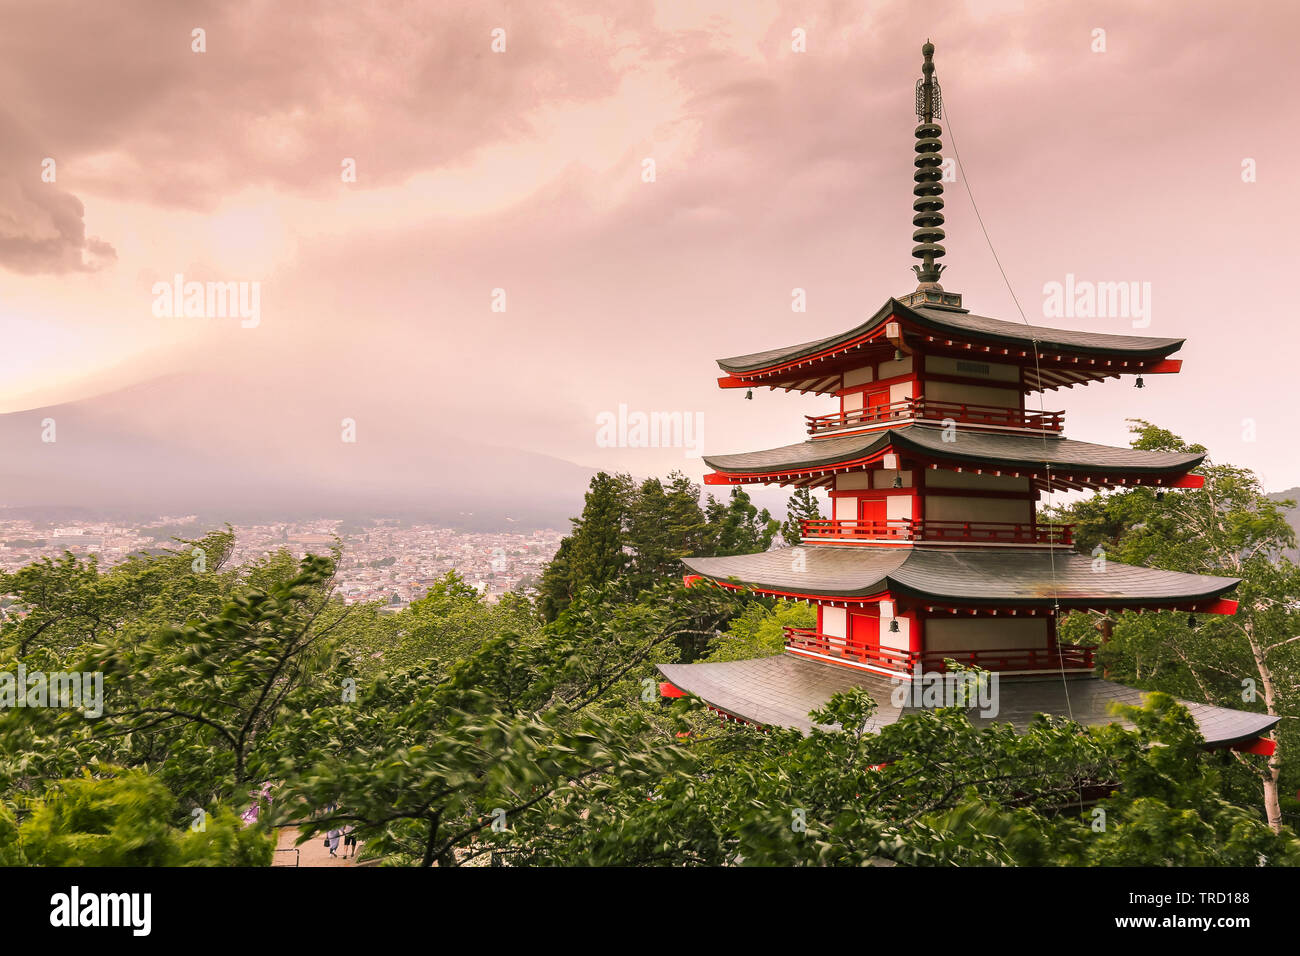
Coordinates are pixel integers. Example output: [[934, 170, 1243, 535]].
[[681, 546, 1240, 610], [717, 298, 1184, 394], [702, 425, 1205, 492], [657, 655, 1279, 745]]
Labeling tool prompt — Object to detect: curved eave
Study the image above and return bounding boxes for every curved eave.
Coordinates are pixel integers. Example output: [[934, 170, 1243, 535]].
[[897, 300, 1184, 363], [704, 431, 891, 478], [682, 547, 1241, 609], [717, 300, 896, 376], [657, 656, 1279, 745], [891, 429, 1206, 480], [716, 297, 1185, 386], [685, 546, 909, 600], [702, 427, 1205, 490]]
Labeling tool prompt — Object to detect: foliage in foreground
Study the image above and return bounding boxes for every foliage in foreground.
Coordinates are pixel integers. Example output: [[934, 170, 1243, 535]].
[[1, 423, 1295, 865], [509, 690, 1299, 867], [1050, 420, 1299, 831], [0, 769, 272, 867]]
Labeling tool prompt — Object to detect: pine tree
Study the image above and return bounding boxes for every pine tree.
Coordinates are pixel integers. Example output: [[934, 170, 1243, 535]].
[[705, 487, 778, 556], [625, 472, 711, 590], [780, 487, 824, 545], [662, 472, 711, 557], [537, 537, 573, 622], [568, 472, 633, 586], [626, 478, 672, 591], [537, 472, 633, 621]]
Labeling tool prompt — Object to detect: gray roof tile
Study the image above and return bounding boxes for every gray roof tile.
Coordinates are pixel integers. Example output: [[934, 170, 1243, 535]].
[[718, 298, 1184, 374], [682, 546, 1240, 606], [658, 655, 1278, 745], [703, 425, 1204, 476]]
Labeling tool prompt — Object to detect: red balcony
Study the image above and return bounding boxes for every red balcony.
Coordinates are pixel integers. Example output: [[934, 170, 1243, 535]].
[[800, 518, 1074, 547], [916, 644, 1096, 672], [783, 626, 1095, 674], [784, 627, 915, 673], [806, 397, 1064, 437], [801, 518, 915, 541]]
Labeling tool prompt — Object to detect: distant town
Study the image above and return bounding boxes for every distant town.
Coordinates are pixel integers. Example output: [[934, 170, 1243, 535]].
[[0, 516, 565, 609]]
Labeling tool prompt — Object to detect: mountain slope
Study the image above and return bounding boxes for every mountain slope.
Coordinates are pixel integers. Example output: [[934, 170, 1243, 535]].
[[0, 374, 594, 529]]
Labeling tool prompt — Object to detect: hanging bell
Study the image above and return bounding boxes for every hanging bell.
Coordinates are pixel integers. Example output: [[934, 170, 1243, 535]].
[[745, 389, 753, 400], [1135, 376, 1145, 389], [892, 474, 903, 488], [1186, 613, 1197, 629], [893, 347, 904, 362], [889, 619, 900, 633]]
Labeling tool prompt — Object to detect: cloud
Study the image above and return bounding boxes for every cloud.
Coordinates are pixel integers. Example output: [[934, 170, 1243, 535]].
[[0, 175, 117, 274], [0, 0, 632, 209], [4, 0, 1299, 495]]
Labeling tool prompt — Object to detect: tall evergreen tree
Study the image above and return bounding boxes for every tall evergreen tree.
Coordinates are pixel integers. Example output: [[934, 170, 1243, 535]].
[[626, 478, 672, 591], [705, 487, 778, 556], [780, 487, 824, 546], [625, 472, 710, 590], [538, 472, 633, 620], [662, 472, 712, 557], [537, 537, 574, 623]]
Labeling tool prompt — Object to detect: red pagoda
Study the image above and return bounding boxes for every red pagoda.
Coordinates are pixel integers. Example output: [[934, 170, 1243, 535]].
[[659, 42, 1278, 751]]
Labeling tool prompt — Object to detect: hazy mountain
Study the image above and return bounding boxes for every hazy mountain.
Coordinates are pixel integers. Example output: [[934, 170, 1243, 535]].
[[1268, 488, 1300, 563], [0, 374, 595, 530]]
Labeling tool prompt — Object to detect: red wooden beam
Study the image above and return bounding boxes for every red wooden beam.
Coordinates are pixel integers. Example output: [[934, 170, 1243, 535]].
[[1169, 473, 1205, 488], [1144, 359, 1183, 374], [682, 574, 704, 588], [717, 375, 751, 389], [1203, 598, 1239, 616], [1231, 736, 1276, 756], [659, 682, 686, 699]]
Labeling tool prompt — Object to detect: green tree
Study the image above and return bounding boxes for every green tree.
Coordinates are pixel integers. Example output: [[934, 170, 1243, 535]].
[[780, 487, 824, 546], [703, 599, 816, 663], [275, 688, 685, 867], [345, 572, 540, 679], [513, 690, 1299, 867], [536, 537, 574, 622], [0, 528, 237, 667], [271, 578, 752, 865], [0, 529, 254, 799], [705, 487, 778, 556], [1050, 420, 1300, 831], [538, 472, 634, 621], [568, 473, 634, 586], [625, 472, 710, 591], [62, 554, 354, 806], [3, 769, 272, 866]]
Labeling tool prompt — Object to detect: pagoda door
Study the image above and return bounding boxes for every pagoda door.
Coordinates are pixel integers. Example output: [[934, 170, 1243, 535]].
[[858, 497, 887, 537], [866, 389, 891, 423], [847, 606, 880, 663]]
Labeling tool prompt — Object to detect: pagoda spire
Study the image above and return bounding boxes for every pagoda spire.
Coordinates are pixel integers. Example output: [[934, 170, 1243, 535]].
[[911, 40, 947, 290]]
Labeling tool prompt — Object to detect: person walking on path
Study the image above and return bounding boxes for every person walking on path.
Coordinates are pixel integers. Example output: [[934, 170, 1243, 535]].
[[342, 825, 357, 859], [327, 828, 341, 858]]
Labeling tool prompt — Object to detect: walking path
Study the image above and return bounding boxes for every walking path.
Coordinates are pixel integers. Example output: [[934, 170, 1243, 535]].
[[273, 826, 366, 867]]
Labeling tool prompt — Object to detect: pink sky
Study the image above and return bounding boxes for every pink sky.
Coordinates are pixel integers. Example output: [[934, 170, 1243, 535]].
[[3, 0, 1298, 511]]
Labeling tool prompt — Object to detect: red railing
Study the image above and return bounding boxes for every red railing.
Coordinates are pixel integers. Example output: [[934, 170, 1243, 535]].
[[916, 644, 1095, 672], [806, 397, 1064, 436], [801, 519, 914, 540], [784, 627, 915, 673], [800, 518, 1073, 546], [784, 626, 1096, 674]]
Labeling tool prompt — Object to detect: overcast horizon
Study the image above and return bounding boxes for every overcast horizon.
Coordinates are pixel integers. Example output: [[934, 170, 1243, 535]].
[[4, 0, 1299, 519]]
